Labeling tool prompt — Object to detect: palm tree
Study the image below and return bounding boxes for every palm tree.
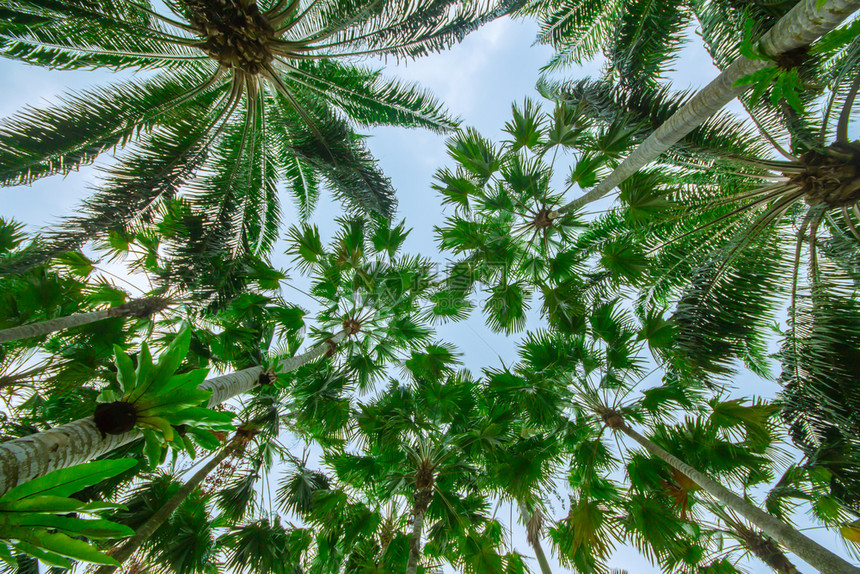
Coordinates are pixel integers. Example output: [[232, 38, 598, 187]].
[[603, 411, 859, 574], [542, 0, 860, 215], [620, 408, 813, 574], [286, 217, 440, 389], [585, 337, 856, 572], [692, 0, 842, 152], [0, 296, 170, 344], [534, 6, 860, 392], [102, 390, 302, 574], [779, 293, 860, 515], [0, 328, 346, 495], [520, 0, 693, 88], [709, 504, 804, 574], [476, 332, 579, 574], [0, 0, 522, 272], [522, 507, 554, 574], [0, 248, 308, 460], [523, 0, 844, 134], [97, 435, 244, 574], [219, 516, 311, 574], [500, 293, 859, 573], [275, 457, 413, 573], [105, 470, 220, 574], [0, 219, 123, 411], [0, 220, 87, 342], [95, 409, 280, 574], [483, 437, 561, 574], [433, 99, 639, 334], [326, 362, 495, 574], [553, 60, 860, 404], [0, 223, 204, 447]]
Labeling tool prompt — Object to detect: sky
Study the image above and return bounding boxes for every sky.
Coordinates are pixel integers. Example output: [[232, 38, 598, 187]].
[[0, 8, 856, 574]]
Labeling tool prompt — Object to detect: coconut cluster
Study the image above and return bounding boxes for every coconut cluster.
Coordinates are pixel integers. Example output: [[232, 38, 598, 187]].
[[185, 0, 277, 74], [795, 141, 860, 208]]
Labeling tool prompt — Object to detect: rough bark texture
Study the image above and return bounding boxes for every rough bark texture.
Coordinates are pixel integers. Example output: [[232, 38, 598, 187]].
[[0, 331, 346, 495], [556, 0, 860, 214], [619, 423, 860, 574], [732, 522, 803, 574], [406, 463, 435, 574], [0, 297, 169, 344], [0, 418, 139, 496], [198, 366, 264, 408], [405, 506, 427, 574], [94, 441, 238, 574], [279, 329, 346, 371], [198, 329, 346, 406], [0, 309, 113, 343]]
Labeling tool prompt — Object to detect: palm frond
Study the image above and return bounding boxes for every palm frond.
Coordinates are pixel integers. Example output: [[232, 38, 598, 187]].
[[0, 66, 222, 187]]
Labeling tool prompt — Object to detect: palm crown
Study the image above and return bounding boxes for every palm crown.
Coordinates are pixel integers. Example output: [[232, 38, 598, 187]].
[[0, 0, 519, 273]]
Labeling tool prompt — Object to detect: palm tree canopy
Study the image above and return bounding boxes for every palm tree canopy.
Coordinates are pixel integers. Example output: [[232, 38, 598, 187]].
[[520, 0, 692, 89], [0, 0, 520, 272]]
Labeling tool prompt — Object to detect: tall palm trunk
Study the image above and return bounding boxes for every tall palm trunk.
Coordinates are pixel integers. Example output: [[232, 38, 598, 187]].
[[405, 471, 435, 574], [94, 437, 241, 574], [405, 501, 427, 574], [617, 421, 860, 574], [732, 522, 803, 574], [532, 537, 553, 574], [708, 502, 804, 574], [520, 504, 553, 574], [551, 0, 860, 215], [0, 297, 169, 343], [0, 331, 345, 495]]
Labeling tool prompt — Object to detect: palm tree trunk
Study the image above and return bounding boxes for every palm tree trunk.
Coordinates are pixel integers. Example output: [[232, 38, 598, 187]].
[[532, 538, 553, 574], [197, 329, 344, 405], [732, 522, 803, 574], [618, 422, 860, 574], [552, 0, 860, 215], [405, 504, 427, 574], [0, 297, 169, 343], [0, 331, 345, 495], [94, 438, 239, 574], [406, 480, 434, 574], [520, 503, 553, 574], [406, 486, 433, 574]]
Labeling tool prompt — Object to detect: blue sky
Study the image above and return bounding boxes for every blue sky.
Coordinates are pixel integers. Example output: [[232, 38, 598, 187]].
[[0, 10, 855, 574]]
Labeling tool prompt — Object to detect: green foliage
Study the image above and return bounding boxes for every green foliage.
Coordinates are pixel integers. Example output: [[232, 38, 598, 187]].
[[0, 0, 527, 278], [527, 0, 690, 89], [735, 66, 804, 113], [779, 292, 860, 513], [3, 3, 860, 573], [434, 101, 599, 334], [0, 460, 137, 568], [287, 217, 439, 391], [812, 17, 860, 54], [96, 325, 234, 465], [220, 518, 309, 574]]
